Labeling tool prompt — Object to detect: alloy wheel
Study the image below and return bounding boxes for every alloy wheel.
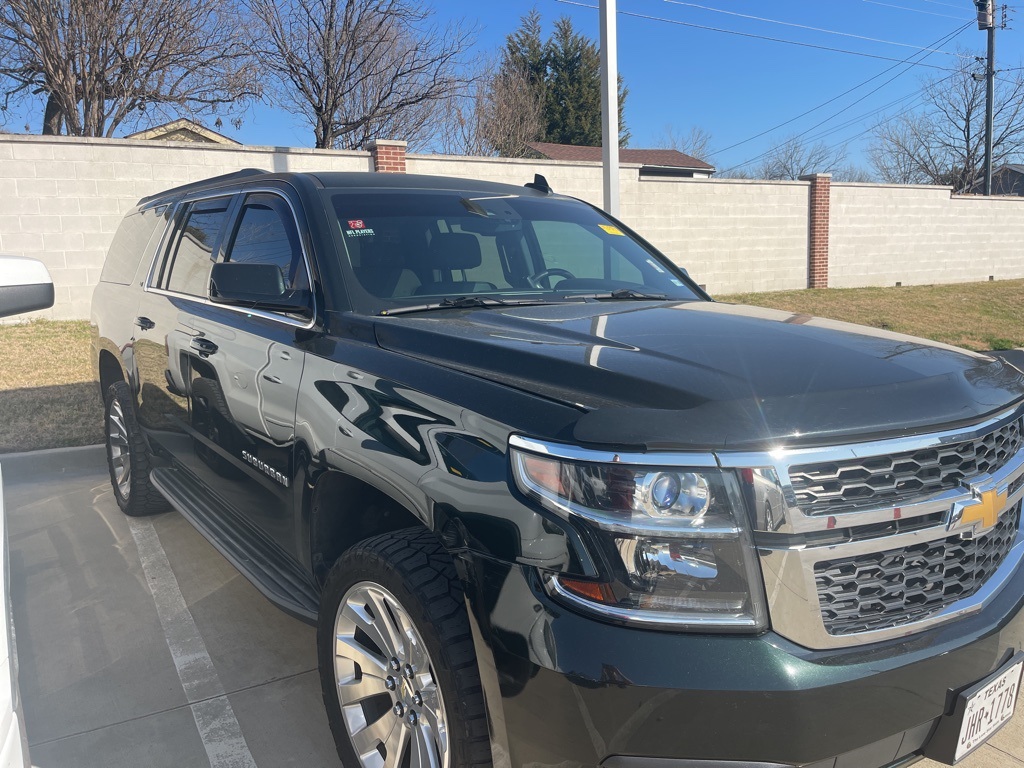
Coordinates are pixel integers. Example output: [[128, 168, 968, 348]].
[[108, 398, 132, 498], [333, 581, 450, 768]]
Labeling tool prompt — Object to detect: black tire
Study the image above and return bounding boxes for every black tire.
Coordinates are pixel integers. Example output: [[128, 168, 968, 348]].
[[318, 527, 491, 768], [104, 381, 168, 516]]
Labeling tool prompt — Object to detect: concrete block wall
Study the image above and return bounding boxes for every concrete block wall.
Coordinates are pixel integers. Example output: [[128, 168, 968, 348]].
[[0, 134, 371, 319], [625, 176, 810, 294], [4, 134, 1024, 320], [830, 182, 1024, 288]]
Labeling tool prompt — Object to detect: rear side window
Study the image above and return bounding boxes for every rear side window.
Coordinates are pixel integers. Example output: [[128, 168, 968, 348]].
[[101, 207, 165, 285], [161, 198, 232, 297], [223, 193, 309, 291]]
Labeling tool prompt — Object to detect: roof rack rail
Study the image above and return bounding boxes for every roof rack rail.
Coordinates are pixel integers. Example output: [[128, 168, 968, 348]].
[[138, 168, 269, 206]]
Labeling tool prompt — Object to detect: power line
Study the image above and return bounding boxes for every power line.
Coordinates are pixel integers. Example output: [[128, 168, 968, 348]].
[[555, 1, 957, 70], [720, 78, 932, 174], [726, 78, 945, 172], [662, 0, 964, 57], [712, 21, 972, 156], [802, 74, 958, 145], [860, 0, 972, 21], [771, 87, 927, 148], [911, 0, 978, 9], [720, 24, 972, 173], [787, 82, 954, 168]]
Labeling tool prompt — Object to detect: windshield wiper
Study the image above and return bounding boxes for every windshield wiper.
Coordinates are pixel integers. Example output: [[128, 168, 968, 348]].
[[565, 288, 669, 301], [379, 296, 554, 316]]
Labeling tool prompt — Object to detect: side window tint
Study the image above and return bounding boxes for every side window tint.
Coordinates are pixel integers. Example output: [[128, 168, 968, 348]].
[[164, 198, 231, 296], [224, 193, 308, 291], [101, 207, 164, 285]]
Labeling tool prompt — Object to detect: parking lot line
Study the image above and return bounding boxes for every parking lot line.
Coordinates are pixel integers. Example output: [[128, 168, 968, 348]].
[[128, 516, 257, 768]]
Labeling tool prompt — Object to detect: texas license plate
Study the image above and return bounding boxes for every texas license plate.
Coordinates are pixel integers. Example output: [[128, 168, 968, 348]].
[[955, 657, 1023, 762]]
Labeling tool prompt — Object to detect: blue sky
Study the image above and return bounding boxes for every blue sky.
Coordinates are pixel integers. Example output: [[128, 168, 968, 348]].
[[7, 0, 1020, 173], [242, 0, 1022, 172]]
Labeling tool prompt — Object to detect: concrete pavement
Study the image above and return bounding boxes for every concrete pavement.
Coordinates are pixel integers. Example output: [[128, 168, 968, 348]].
[[3, 446, 1024, 767], [3, 448, 340, 767]]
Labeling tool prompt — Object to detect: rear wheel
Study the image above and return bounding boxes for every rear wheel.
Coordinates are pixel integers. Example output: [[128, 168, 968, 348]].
[[104, 381, 167, 516], [318, 528, 491, 768]]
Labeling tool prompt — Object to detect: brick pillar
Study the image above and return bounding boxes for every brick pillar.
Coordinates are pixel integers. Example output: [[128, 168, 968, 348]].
[[800, 173, 831, 289], [366, 139, 407, 173]]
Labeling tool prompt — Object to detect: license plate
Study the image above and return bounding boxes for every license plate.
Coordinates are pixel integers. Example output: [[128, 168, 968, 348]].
[[955, 659, 1023, 761]]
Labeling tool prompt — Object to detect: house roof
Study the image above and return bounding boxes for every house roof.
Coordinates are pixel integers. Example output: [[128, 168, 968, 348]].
[[124, 118, 240, 145], [527, 141, 714, 171], [996, 164, 1024, 174]]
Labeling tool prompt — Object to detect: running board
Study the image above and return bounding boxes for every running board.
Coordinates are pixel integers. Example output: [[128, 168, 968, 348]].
[[150, 466, 319, 624]]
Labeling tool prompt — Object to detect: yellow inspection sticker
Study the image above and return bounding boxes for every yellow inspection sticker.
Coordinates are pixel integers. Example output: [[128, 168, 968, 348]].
[[599, 224, 625, 236]]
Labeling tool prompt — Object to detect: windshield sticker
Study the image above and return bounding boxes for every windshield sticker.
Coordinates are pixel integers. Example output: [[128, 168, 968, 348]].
[[345, 219, 375, 237], [599, 224, 625, 236], [670, 278, 684, 286], [646, 258, 666, 273]]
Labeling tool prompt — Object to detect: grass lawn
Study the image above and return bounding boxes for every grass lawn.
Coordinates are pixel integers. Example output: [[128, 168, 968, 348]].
[[0, 320, 102, 453], [0, 278, 1021, 453], [718, 279, 1024, 352]]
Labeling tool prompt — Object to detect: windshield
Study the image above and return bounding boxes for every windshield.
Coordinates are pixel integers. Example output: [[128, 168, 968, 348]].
[[327, 190, 703, 314]]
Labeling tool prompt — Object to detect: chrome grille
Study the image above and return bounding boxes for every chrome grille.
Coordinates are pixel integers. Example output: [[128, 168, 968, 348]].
[[815, 503, 1021, 636], [790, 418, 1024, 514]]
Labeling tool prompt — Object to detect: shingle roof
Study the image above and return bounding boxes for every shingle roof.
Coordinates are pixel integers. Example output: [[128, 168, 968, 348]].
[[125, 118, 241, 145], [527, 141, 714, 171]]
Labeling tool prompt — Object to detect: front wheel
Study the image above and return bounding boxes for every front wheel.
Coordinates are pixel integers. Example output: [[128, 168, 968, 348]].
[[104, 381, 168, 516], [318, 528, 491, 768]]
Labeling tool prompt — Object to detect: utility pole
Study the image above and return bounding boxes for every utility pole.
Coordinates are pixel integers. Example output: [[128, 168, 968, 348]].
[[977, 0, 996, 195], [600, 0, 620, 217]]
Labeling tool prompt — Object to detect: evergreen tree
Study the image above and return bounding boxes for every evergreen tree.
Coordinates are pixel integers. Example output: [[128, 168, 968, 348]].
[[545, 18, 602, 146], [502, 9, 547, 109], [488, 9, 629, 155]]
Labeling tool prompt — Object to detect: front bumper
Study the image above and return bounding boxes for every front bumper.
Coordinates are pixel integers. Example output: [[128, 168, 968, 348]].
[[458, 552, 1024, 768]]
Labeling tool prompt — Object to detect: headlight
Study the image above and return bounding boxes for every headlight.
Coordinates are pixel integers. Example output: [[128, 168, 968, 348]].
[[510, 443, 768, 632]]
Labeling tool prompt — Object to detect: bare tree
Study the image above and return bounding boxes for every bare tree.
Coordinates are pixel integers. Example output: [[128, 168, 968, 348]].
[[0, 0, 257, 137], [249, 0, 474, 150], [832, 164, 877, 183], [755, 136, 847, 180], [655, 125, 715, 164], [438, 59, 544, 157], [868, 115, 933, 185], [481, 63, 545, 157], [435, 71, 489, 157], [869, 53, 1024, 191]]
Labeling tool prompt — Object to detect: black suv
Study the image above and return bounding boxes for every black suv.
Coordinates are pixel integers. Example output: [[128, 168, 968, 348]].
[[91, 169, 1024, 768]]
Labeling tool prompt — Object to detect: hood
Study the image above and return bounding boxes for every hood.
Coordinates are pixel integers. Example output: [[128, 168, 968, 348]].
[[373, 300, 1024, 451]]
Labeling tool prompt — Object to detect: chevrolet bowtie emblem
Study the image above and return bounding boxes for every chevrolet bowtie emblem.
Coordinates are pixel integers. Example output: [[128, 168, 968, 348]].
[[949, 486, 1008, 536]]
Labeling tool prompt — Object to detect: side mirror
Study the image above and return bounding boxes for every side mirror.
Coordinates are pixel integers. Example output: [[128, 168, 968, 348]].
[[0, 255, 55, 319], [209, 262, 311, 314]]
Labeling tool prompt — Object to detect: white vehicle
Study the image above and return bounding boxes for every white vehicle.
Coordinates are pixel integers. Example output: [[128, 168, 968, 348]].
[[0, 254, 55, 768]]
